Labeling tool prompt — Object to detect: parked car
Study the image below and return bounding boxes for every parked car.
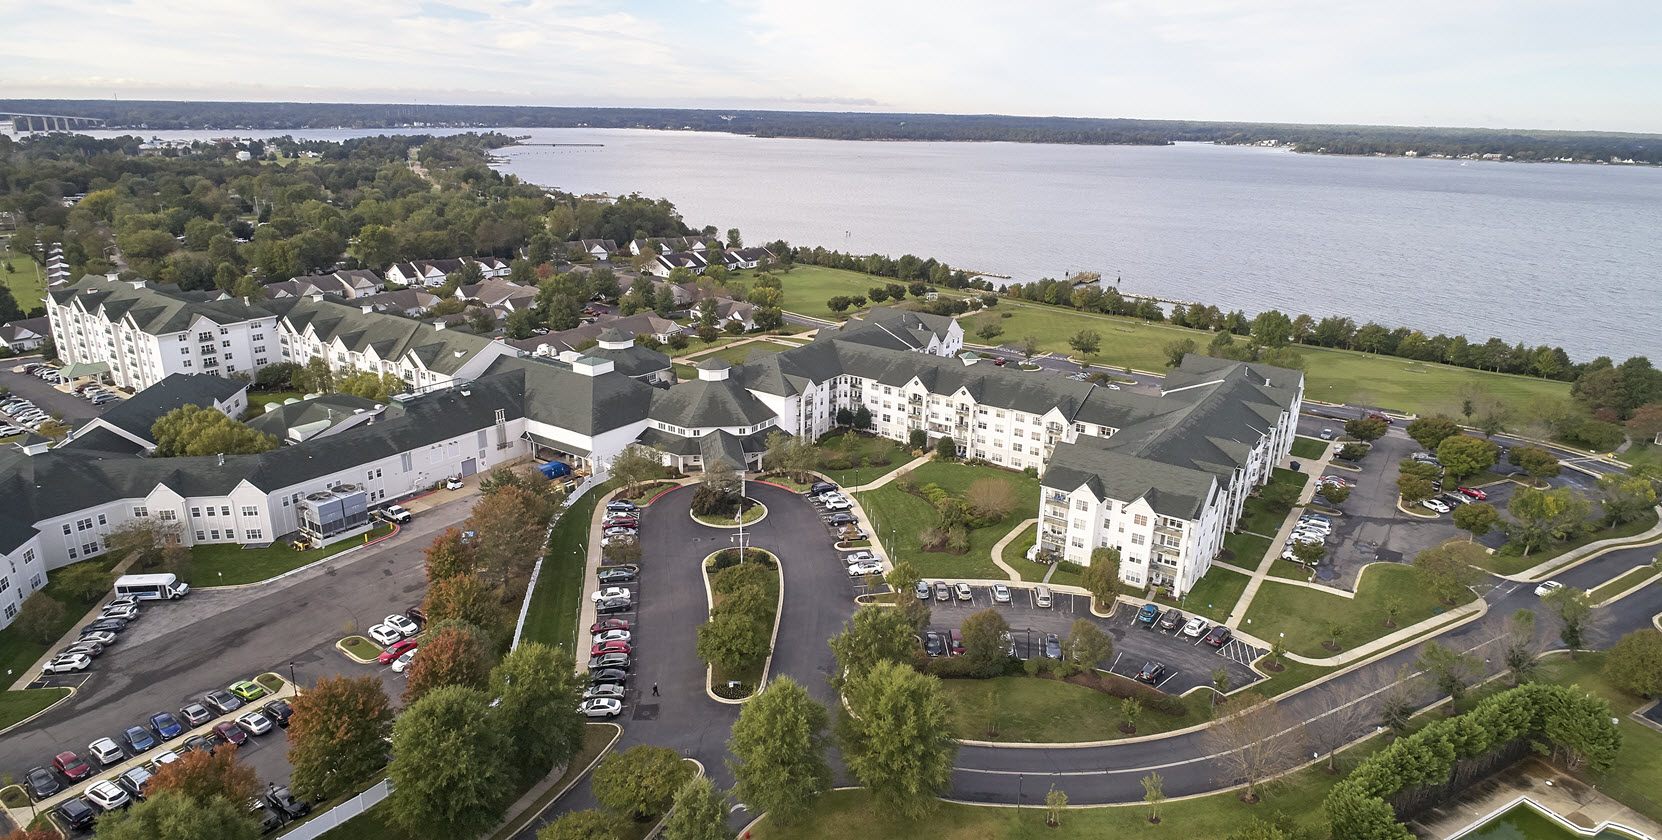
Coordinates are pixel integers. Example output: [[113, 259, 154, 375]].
[[1034, 585, 1053, 608], [914, 580, 931, 600], [934, 581, 950, 602], [251, 802, 285, 834], [821, 496, 852, 511], [1044, 633, 1062, 659], [923, 631, 946, 657], [1204, 625, 1234, 647], [843, 550, 877, 564], [954, 582, 973, 601], [1136, 661, 1167, 684], [598, 565, 639, 584], [1422, 498, 1451, 514], [847, 560, 884, 576], [262, 699, 293, 728], [808, 482, 837, 495], [591, 618, 630, 634], [86, 779, 131, 811], [181, 735, 216, 756], [405, 605, 426, 626], [99, 603, 139, 620], [391, 649, 418, 673], [123, 725, 156, 753], [991, 583, 1011, 604], [1367, 413, 1393, 424], [85, 617, 129, 634], [367, 624, 403, 646], [55, 750, 95, 779], [57, 797, 98, 831], [180, 703, 214, 726], [212, 721, 248, 746], [117, 766, 154, 800], [1158, 609, 1184, 630], [379, 504, 412, 523], [591, 586, 631, 602], [584, 684, 626, 702], [1182, 616, 1209, 637], [229, 680, 267, 702], [1319, 428, 1335, 440], [948, 629, 965, 656], [588, 652, 630, 671], [87, 738, 124, 767], [579, 698, 624, 718], [590, 640, 632, 657], [203, 689, 243, 715], [378, 639, 419, 664], [236, 711, 273, 736], [383, 614, 420, 638], [444, 477, 464, 490], [589, 668, 628, 687], [148, 712, 184, 740], [60, 641, 105, 658], [593, 629, 632, 644], [266, 786, 313, 820], [42, 653, 91, 674], [25, 766, 61, 800], [826, 512, 858, 526], [602, 526, 637, 538], [606, 500, 638, 512], [595, 597, 632, 615], [1534, 581, 1564, 598], [1136, 603, 1161, 626], [1459, 487, 1488, 500], [601, 513, 639, 526]]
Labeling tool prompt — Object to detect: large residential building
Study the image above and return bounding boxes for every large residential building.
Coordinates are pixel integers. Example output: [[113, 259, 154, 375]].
[[47, 275, 516, 393], [0, 296, 1297, 631]]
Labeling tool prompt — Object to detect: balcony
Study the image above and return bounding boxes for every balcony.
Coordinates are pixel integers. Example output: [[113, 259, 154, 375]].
[[1155, 523, 1183, 538], [1045, 491, 1068, 504], [955, 405, 970, 414], [908, 395, 923, 405], [1042, 505, 1069, 523]]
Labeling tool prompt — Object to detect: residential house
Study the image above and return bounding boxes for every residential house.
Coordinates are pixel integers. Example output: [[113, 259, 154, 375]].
[[349, 289, 440, 318], [648, 251, 708, 278], [566, 240, 618, 261], [0, 317, 50, 352], [456, 279, 537, 311], [385, 257, 510, 287], [507, 313, 685, 357], [723, 247, 775, 271]]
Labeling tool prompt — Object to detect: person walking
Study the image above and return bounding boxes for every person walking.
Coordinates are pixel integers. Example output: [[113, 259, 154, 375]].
[[652, 683, 659, 697]]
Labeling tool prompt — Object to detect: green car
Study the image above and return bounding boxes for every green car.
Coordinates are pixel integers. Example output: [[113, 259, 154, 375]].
[[228, 680, 267, 702]]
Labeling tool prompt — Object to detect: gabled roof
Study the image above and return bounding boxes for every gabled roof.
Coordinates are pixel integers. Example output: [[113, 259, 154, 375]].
[[482, 356, 655, 436], [648, 367, 776, 429], [94, 373, 247, 442], [1041, 436, 1219, 520], [580, 343, 671, 379]]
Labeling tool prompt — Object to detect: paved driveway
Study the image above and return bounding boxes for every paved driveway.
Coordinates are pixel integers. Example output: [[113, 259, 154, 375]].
[[0, 358, 106, 425], [924, 589, 1261, 696], [0, 495, 476, 790]]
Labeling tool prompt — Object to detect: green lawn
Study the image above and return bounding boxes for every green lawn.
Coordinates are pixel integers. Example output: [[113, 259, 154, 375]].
[[248, 390, 303, 409], [1243, 562, 1473, 658], [962, 299, 1573, 419], [693, 501, 766, 527], [191, 523, 394, 587], [941, 675, 1208, 743], [1589, 565, 1659, 603], [1222, 532, 1272, 571], [0, 687, 70, 731], [1175, 567, 1250, 624], [523, 479, 620, 655], [1619, 442, 1662, 472], [340, 636, 380, 661], [1290, 436, 1330, 460], [1008, 523, 1048, 583], [816, 433, 912, 487], [1237, 469, 1308, 536], [487, 725, 620, 840], [0, 553, 125, 684], [708, 559, 781, 694], [685, 342, 777, 367], [672, 363, 696, 381], [1480, 509, 1660, 576], [856, 461, 1040, 580], [760, 265, 900, 321], [0, 243, 48, 311]]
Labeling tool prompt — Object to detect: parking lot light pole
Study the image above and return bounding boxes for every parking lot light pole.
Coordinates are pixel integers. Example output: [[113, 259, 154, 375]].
[[288, 661, 296, 689]]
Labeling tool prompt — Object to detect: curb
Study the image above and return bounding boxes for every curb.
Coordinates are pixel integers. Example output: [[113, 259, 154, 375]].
[[197, 523, 402, 591], [687, 500, 769, 529], [1501, 505, 1662, 583], [0, 684, 76, 738], [1591, 567, 1662, 609], [487, 722, 622, 840], [701, 549, 785, 706], [335, 636, 380, 664]]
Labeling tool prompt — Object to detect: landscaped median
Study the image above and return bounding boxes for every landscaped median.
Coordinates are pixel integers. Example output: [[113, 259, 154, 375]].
[[690, 497, 767, 527], [942, 673, 1210, 743], [521, 478, 622, 654], [338, 635, 383, 663], [699, 548, 782, 701]]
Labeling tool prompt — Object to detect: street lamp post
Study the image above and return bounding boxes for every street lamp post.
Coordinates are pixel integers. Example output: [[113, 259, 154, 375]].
[[288, 661, 296, 689]]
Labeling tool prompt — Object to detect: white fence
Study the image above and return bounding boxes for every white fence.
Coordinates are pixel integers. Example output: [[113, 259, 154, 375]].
[[510, 470, 609, 649], [279, 779, 392, 840]]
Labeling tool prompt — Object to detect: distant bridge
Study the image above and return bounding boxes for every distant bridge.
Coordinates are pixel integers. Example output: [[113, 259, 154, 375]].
[[1, 113, 107, 134]]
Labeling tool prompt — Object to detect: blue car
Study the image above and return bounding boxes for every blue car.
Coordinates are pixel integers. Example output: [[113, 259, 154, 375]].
[[123, 725, 156, 753], [1136, 603, 1161, 626], [149, 711, 184, 740]]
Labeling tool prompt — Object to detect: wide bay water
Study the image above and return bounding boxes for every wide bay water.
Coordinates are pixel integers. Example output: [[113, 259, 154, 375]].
[[82, 127, 1662, 361]]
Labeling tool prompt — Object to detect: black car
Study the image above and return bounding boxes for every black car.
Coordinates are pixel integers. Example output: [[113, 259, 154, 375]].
[[808, 482, 836, 496], [826, 512, 858, 526], [265, 785, 313, 820], [1203, 625, 1233, 647], [1158, 610, 1183, 631], [1137, 661, 1167, 684], [595, 597, 632, 615], [597, 565, 639, 584], [262, 699, 293, 728], [85, 617, 129, 633], [25, 766, 60, 800], [203, 689, 243, 715], [923, 631, 946, 657], [589, 668, 628, 687], [181, 734, 217, 755], [405, 605, 426, 626], [58, 796, 98, 830], [251, 802, 285, 834]]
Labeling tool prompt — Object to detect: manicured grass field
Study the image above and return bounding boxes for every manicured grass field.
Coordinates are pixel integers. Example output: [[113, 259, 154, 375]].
[[1175, 566, 1250, 624], [523, 479, 620, 655], [1236, 469, 1308, 536], [941, 675, 1207, 743], [1221, 532, 1272, 571], [0, 687, 70, 731], [1290, 436, 1330, 460], [191, 523, 395, 587], [760, 265, 898, 321], [1619, 442, 1662, 472], [685, 342, 777, 367], [972, 303, 1175, 369], [1242, 562, 1474, 658], [672, 363, 696, 381], [816, 434, 912, 488], [856, 461, 1039, 580], [1007, 523, 1047, 583], [0, 243, 48, 311]]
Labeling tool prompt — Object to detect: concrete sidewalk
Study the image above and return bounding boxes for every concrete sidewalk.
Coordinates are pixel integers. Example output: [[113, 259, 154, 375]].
[[842, 453, 930, 493], [1500, 503, 1662, 582], [988, 518, 1036, 582], [1282, 598, 1488, 666], [1225, 446, 1339, 628]]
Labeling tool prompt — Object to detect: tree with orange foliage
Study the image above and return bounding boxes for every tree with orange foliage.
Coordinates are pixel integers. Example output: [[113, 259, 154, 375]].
[[147, 744, 260, 806], [423, 527, 476, 582], [402, 620, 492, 704], [287, 674, 394, 801]]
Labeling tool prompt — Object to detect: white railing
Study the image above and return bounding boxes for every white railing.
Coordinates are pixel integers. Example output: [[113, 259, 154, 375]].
[[510, 470, 610, 649], [279, 779, 392, 840]]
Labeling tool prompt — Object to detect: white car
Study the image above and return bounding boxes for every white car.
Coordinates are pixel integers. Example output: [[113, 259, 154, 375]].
[[822, 496, 852, 511], [991, 583, 1012, 604], [235, 711, 273, 736], [847, 560, 885, 577], [843, 550, 876, 564], [1294, 523, 1331, 536], [42, 653, 91, 674], [583, 684, 625, 701], [1181, 616, 1209, 637], [380, 505, 412, 524], [367, 624, 402, 647], [1534, 581, 1564, 598], [444, 477, 464, 490], [1422, 498, 1451, 514], [579, 698, 623, 718], [591, 586, 631, 603], [100, 604, 139, 621], [592, 629, 632, 644], [88, 737, 125, 767], [85, 779, 130, 811], [148, 750, 180, 770], [383, 614, 420, 638], [391, 649, 417, 673]]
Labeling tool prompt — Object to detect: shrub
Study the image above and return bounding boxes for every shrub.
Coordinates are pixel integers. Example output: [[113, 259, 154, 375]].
[[1056, 560, 1085, 576]]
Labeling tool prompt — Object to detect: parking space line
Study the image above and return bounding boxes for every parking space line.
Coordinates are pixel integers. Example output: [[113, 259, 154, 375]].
[[1155, 671, 1179, 691]]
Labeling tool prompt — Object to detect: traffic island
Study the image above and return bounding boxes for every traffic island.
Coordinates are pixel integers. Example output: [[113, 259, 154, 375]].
[[700, 548, 782, 703], [337, 635, 381, 663], [690, 498, 767, 528]]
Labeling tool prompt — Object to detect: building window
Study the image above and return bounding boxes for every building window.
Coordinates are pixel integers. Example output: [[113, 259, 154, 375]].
[[83, 542, 100, 555], [97, 514, 107, 526], [210, 529, 221, 540], [204, 507, 215, 517], [221, 506, 231, 516], [133, 506, 149, 518], [241, 506, 258, 517], [246, 530, 263, 541], [62, 524, 72, 536], [76, 517, 93, 531], [195, 530, 206, 541], [1131, 534, 1146, 545], [159, 510, 178, 521], [67, 547, 78, 559], [4, 603, 14, 621], [30, 573, 43, 590], [1133, 514, 1149, 526]]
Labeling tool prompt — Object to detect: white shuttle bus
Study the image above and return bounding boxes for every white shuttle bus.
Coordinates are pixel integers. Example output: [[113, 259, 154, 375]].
[[113, 573, 190, 601]]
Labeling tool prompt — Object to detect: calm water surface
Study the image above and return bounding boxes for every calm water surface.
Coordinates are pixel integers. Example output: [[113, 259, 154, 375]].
[[85, 127, 1662, 360]]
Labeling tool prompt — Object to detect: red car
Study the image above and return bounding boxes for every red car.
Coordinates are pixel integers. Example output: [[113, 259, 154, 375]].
[[602, 515, 638, 527], [1459, 487, 1487, 500], [53, 751, 92, 780], [992, 358, 1008, 366], [590, 618, 629, 634], [590, 640, 632, 657], [212, 721, 248, 746], [378, 639, 419, 664], [1367, 412, 1393, 424]]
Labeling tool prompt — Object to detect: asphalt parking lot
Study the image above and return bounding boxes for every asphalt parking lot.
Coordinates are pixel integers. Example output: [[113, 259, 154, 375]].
[[0, 360, 108, 425], [921, 584, 1262, 696], [0, 495, 476, 800]]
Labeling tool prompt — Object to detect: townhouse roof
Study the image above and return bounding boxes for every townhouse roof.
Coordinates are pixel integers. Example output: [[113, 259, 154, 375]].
[[1041, 436, 1219, 520], [647, 366, 776, 429], [93, 373, 248, 442], [580, 343, 671, 379], [269, 295, 499, 375]]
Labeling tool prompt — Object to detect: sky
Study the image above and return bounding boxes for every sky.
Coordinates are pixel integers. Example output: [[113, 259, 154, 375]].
[[4, 0, 1661, 133]]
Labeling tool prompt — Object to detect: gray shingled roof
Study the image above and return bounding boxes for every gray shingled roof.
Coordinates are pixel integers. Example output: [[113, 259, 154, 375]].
[[581, 343, 670, 379], [647, 368, 775, 429], [1041, 436, 1219, 520], [246, 394, 384, 440], [483, 356, 655, 436], [94, 373, 247, 441]]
